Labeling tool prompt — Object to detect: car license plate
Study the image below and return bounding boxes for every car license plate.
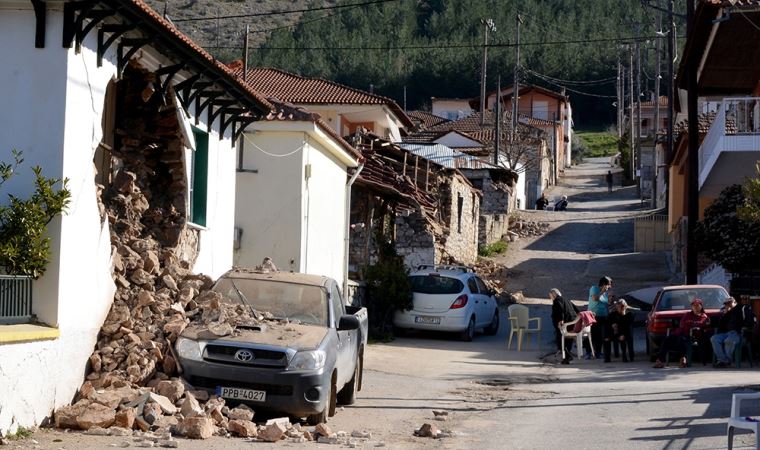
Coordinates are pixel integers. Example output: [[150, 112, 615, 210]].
[[216, 387, 266, 402], [415, 315, 441, 324]]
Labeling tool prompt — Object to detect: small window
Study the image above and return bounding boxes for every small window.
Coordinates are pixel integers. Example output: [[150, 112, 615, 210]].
[[190, 128, 209, 227], [475, 277, 489, 294], [467, 278, 479, 294], [457, 193, 464, 233]]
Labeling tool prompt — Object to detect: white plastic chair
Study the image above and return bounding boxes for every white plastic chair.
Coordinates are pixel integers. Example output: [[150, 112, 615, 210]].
[[728, 392, 760, 450], [507, 304, 541, 351], [560, 317, 594, 360]]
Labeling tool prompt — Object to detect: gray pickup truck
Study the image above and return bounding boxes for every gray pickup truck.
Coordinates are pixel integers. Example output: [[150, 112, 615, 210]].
[[175, 269, 368, 424]]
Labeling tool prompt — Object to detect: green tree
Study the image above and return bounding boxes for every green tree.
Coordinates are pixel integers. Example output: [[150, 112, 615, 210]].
[[695, 184, 760, 273], [0, 150, 71, 278], [739, 162, 760, 223]]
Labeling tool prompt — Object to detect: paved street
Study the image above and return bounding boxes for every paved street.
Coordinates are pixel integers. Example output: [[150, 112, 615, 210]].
[[12, 158, 760, 449]]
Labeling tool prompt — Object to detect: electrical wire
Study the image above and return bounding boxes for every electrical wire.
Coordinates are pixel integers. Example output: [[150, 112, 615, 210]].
[[172, 0, 401, 22], [523, 67, 617, 86], [242, 133, 305, 158], [526, 72, 617, 99]]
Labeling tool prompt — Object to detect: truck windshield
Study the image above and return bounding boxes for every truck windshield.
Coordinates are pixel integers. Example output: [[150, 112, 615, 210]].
[[213, 277, 329, 326]]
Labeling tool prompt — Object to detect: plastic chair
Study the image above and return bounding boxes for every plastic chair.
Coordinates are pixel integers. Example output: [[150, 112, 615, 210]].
[[560, 316, 594, 360], [507, 304, 541, 351], [727, 392, 760, 450]]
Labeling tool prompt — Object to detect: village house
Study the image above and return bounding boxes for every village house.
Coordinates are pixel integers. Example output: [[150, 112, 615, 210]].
[[232, 100, 362, 290], [637, 96, 671, 205], [0, 0, 271, 435], [347, 133, 482, 272], [669, 0, 760, 288], [430, 97, 474, 121]]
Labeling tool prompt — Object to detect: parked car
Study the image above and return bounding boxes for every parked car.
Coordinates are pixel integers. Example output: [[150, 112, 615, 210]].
[[393, 265, 499, 341], [175, 269, 368, 425], [645, 284, 729, 360]]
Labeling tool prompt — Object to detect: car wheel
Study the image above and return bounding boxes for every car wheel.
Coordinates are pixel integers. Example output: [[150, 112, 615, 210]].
[[337, 354, 360, 405], [461, 316, 475, 342], [484, 309, 499, 336]]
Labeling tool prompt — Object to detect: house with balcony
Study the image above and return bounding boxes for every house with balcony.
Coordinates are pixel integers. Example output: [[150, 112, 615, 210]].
[[670, 0, 760, 286]]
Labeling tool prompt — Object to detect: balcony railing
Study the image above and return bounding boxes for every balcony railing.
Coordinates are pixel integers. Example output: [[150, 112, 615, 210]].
[[699, 97, 760, 176], [0, 275, 33, 325]]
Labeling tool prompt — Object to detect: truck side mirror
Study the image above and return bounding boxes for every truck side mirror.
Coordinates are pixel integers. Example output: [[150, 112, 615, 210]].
[[338, 315, 360, 331]]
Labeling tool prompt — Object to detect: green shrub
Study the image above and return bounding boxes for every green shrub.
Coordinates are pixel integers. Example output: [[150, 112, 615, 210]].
[[479, 240, 508, 257], [0, 150, 71, 278], [363, 232, 412, 338]]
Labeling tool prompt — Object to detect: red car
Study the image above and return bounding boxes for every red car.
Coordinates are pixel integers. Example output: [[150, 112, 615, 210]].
[[645, 284, 730, 360]]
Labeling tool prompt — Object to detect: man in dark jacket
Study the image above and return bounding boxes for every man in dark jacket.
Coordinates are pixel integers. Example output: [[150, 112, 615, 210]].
[[551, 288, 579, 364], [711, 296, 756, 367]]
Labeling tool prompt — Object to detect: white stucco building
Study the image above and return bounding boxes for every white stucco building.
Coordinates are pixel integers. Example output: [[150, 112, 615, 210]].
[[234, 103, 361, 288], [0, 0, 271, 435]]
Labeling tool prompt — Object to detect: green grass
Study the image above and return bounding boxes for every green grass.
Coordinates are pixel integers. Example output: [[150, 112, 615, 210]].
[[478, 240, 508, 257], [575, 131, 620, 158], [7, 427, 33, 440]]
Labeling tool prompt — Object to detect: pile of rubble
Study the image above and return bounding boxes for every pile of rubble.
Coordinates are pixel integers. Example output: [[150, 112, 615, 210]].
[[507, 219, 550, 238], [472, 259, 510, 302]]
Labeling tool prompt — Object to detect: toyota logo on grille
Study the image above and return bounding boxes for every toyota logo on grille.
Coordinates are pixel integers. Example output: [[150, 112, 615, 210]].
[[234, 349, 254, 362]]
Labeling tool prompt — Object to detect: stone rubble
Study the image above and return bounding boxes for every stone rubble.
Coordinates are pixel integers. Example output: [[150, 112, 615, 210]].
[[508, 218, 551, 238]]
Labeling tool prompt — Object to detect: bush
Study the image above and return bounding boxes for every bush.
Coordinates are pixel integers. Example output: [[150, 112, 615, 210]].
[[478, 240, 508, 257], [363, 232, 412, 338], [0, 150, 71, 278]]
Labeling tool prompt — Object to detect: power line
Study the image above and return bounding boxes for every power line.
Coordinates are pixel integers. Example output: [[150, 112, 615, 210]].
[[205, 35, 657, 51], [172, 0, 401, 23], [526, 72, 617, 99], [523, 67, 616, 85]]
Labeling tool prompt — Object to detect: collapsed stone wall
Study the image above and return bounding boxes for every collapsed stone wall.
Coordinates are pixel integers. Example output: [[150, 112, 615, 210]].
[[439, 175, 479, 265]]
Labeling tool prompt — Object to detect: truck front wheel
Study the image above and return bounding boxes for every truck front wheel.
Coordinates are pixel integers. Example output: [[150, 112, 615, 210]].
[[306, 380, 334, 425], [337, 354, 361, 405]]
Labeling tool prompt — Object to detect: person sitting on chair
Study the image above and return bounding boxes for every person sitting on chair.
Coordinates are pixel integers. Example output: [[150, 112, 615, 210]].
[[653, 298, 710, 369], [711, 296, 756, 367], [554, 195, 568, 211], [550, 288, 579, 365]]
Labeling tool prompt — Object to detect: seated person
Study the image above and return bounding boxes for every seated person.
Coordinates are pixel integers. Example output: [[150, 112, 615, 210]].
[[711, 296, 756, 367], [653, 298, 710, 368], [554, 195, 568, 211], [609, 299, 635, 362]]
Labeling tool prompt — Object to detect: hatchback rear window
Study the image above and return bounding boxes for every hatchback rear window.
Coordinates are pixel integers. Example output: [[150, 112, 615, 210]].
[[410, 275, 464, 294], [655, 288, 729, 311]]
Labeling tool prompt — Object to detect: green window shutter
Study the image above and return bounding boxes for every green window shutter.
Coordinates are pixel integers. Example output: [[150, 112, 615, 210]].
[[191, 129, 209, 227]]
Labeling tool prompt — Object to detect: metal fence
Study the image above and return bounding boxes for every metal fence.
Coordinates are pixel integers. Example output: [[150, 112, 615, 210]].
[[0, 275, 33, 325]]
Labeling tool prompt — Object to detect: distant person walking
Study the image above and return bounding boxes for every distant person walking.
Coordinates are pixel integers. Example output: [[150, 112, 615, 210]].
[[606, 171, 613, 193], [535, 192, 549, 210]]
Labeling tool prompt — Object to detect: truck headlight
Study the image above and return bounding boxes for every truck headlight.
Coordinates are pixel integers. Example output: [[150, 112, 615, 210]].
[[176, 338, 203, 362], [288, 350, 326, 371]]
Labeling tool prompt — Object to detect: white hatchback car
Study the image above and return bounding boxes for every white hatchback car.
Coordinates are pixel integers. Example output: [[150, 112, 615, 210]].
[[393, 265, 500, 341]]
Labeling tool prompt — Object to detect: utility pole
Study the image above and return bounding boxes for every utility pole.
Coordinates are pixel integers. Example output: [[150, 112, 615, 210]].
[[686, 0, 699, 284], [242, 25, 250, 83], [511, 14, 523, 143], [652, 0, 662, 209], [666, 0, 675, 210], [635, 24, 642, 190], [494, 76, 501, 166], [403, 85, 407, 112], [630, 48, 635, 181], [479, 19, 495, 125]]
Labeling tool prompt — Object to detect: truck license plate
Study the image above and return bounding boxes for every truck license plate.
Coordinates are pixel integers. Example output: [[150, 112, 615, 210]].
[[216, 387, 266, 402], [415, 316, 441, 324]]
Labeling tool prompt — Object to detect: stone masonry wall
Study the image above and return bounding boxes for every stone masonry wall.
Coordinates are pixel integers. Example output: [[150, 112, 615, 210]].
[[395, 211, 437, 270], [441, 175, 479, 265]]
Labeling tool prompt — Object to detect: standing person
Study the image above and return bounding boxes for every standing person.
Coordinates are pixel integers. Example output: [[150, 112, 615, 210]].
[[535, 192, 549, 210], [551, 288, 579, 365], [711, 296, 756, 367], [652, 298, 710, 368], [588, 276, 613, 361], [609, 299, 635, 362], [606, 170, 614, 193]]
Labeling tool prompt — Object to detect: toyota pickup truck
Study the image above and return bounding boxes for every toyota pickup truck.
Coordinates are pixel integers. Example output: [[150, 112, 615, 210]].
[[175, 269, 368, 424]]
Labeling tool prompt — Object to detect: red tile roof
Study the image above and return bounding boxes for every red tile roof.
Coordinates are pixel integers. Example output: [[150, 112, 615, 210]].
[[408, 110, 450, 130], [262, 100, 362, 161], [227, 63, 414, 129], [121, 0, 273, 112]]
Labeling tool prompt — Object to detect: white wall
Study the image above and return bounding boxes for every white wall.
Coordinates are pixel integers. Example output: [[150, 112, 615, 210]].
[[514, 167, 527, 210], [235, 131, 304, 272], [434, 132, 482, 149], [302, 136, 349, 286], [0, 7, 115, 435], [431, 99, 473, 120]]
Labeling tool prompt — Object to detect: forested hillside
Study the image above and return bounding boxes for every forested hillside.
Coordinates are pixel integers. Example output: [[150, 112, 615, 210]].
[[153, 0, 684, 127]]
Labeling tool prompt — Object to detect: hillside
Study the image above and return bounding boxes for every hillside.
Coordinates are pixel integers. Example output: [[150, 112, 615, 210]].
[[151, 0, 685, 127]]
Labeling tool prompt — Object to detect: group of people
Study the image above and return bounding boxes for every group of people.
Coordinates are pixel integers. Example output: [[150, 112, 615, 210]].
[[535, 193, 568, 211], [652, 295, 756, 368], [550, 276, 758, 368], [551, 276, 634, 364]]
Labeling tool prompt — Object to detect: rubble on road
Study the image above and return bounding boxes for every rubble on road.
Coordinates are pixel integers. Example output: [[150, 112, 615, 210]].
[[508, 218, 550, 238]]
